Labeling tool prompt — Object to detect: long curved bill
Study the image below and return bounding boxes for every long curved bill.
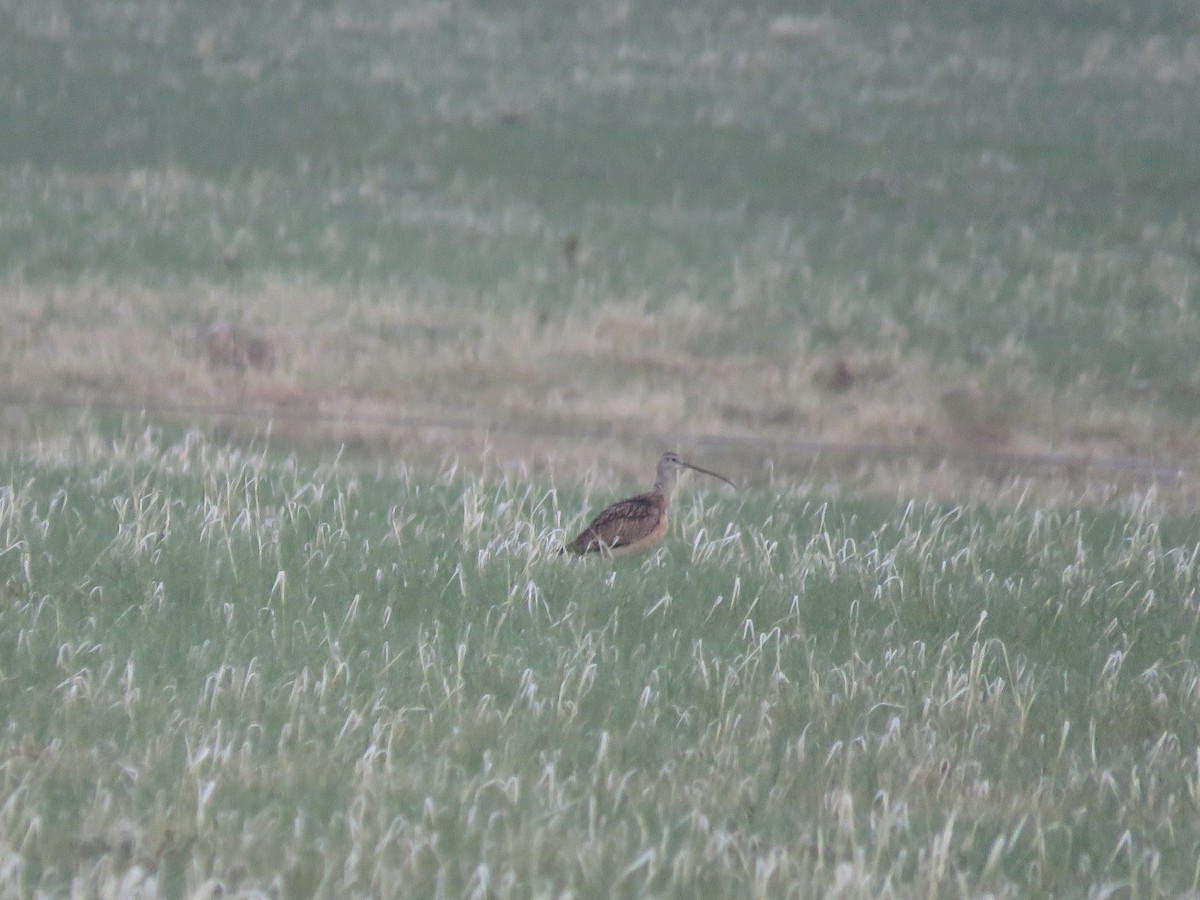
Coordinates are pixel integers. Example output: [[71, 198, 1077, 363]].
[[679, 459, 736, 490]]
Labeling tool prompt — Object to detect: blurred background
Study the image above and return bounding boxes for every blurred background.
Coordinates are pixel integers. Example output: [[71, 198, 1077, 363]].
[[2, 0, 1198, 499]]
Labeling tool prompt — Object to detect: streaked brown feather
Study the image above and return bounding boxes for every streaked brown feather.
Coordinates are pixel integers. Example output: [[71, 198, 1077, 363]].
[[563, 452, 733, 558], [567, 492, 666, 555]]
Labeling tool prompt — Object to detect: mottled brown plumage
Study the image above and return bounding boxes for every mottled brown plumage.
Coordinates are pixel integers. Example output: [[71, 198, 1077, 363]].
[[564, 452, 734, 557]]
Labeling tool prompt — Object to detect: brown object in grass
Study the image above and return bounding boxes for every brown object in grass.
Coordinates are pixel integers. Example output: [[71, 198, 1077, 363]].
[[202, 321, 276, 371], [563, 451, 735, 557]]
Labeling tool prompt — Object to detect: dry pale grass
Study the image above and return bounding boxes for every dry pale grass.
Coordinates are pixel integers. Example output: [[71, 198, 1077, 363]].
[[1, 277, 1196, 506]]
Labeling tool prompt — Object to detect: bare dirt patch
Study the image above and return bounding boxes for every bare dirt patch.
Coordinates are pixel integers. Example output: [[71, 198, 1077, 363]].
[[2, 278, 1195, 506]]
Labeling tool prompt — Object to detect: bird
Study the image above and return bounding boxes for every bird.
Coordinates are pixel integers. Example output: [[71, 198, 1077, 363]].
[[563, 451, 735, 557]]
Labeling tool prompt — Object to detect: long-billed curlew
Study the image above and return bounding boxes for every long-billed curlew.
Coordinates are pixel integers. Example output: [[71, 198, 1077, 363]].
[[563, 451, 735, 557]]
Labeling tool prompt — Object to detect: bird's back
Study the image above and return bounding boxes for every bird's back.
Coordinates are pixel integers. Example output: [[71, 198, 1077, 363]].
[[566, 490, 668, 556]]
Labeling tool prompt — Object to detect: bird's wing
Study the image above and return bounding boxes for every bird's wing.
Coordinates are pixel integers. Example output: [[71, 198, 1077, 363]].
[[568, 494, 661, 554]]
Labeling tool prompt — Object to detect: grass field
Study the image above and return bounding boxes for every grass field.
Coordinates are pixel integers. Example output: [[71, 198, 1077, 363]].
[[3, 0, 1200, 896], [2, 434, 1199, 896], [2, 0, 1200, 491]]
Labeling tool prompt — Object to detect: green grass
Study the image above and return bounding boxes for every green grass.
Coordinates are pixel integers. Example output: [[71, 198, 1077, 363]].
[[2, 0, 1200, 418], [2, 434, 1199, 896], [3, 5, 1200, 893]]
